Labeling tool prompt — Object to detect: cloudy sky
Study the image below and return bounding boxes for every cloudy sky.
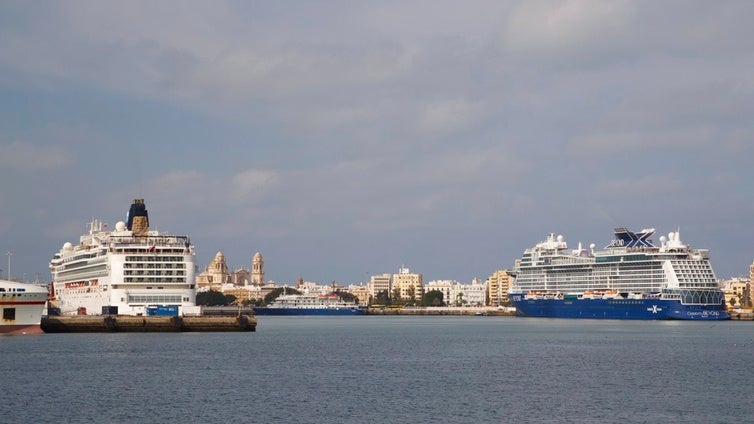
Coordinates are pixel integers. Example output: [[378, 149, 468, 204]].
[[1, 1, 753, 285]]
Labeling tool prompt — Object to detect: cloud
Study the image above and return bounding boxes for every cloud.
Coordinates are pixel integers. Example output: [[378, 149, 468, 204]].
[[0, 2, 419, 106], [569, 126, 715, 157], [595, 175, 681, 198], [104, 170, 210, 226], [502, 0, 635, 53], [117, 142, 528, 241], [418, 99, 485, 134], [0, 141, 74, 172], [3, 2, 754, 282], [302, 106, 377, 133], [103, 169, 283, 240], [187, 44, 416, 103], [232, 169, 278, 200]]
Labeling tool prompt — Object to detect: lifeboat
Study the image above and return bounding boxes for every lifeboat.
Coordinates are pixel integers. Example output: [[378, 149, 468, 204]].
[[603, 290, 621, 299]]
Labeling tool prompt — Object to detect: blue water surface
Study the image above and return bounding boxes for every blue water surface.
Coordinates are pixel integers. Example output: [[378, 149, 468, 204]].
[[1, 316, 751, 423]]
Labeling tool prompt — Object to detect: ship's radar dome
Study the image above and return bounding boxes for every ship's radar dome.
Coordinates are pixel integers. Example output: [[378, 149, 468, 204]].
[[589, 243, 596, 249], [63, 242, 73, 251], [668, 232, 675, 241], [557, 235, 564, 242], [115, 221, 126, 231], [659, 236, 667, 243]]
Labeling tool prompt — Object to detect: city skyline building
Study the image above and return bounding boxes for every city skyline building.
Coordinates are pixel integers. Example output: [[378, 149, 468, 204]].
[[196, 250, 264, 291], [251, 252, 264, 285], [393, 267, 423, 302], [487, 269, 513, 306], [196, 251, 231, 290], [424, 280, 456, 305], [369, 273, 392, 302]]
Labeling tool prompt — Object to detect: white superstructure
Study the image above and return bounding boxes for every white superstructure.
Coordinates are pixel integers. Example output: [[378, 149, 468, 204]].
[[49, 199, 196, 316], [510, 227, 724, 305], [266, 292, 360, 309], [0, 279, 48, 334]]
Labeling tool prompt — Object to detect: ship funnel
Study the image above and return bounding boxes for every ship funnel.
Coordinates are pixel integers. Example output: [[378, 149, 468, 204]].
[[126, 198, 150, 236]]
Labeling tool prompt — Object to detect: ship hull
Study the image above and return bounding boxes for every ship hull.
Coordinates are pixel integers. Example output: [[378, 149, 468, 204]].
[[252, 307, 366, 316], [511, 297, 729, 320], [0, 323, 44, 335], [1, 296, 47, 334]]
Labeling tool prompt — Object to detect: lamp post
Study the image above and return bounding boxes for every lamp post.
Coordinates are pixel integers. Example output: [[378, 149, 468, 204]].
[[6, 251, 11, 280]]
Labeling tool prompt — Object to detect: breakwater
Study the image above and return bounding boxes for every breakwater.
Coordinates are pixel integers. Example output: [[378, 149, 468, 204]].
[[367, 307, 515, 316], [41, 314, 256, 333], [729, 311, 754, 320]]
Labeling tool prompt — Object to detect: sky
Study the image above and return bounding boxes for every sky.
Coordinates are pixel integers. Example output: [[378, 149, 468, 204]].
[[1, 1, 753, 285]]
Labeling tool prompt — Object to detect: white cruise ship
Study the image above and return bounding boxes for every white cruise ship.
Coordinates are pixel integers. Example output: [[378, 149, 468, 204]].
[[508, 227, 729, 320], [0, 279, 48, 334], [253, 291, 367, 315], [49, 199, 196, 316]]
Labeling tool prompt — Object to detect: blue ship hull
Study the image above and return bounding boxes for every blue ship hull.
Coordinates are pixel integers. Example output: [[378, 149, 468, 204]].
[[252, 307, 367, 316], [511, 296, 729, 320]]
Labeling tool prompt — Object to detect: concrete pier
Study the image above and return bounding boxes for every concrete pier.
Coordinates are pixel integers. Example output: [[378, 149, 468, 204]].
[[41, 314, 256, 333]]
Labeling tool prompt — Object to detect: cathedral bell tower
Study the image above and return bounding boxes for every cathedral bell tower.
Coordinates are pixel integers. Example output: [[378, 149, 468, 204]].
[[251, 252, 264, 285]]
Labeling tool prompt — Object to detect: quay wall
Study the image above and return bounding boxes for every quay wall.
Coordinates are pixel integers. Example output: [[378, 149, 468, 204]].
[[41, 314, 256, 333], [729, 311, 754, 320], [366, 307, 752, 320], [367, 307, 515, 316]]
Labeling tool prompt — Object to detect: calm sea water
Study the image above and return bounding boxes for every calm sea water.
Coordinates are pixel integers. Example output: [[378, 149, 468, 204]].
[[1, 316, 752, 423]]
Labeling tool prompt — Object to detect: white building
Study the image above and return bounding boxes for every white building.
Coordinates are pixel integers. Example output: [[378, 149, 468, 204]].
[[424, 280, 458, 305], [425, 278, 487, 306], [453, 278, 487, 306], [369, 273, 392, 301]]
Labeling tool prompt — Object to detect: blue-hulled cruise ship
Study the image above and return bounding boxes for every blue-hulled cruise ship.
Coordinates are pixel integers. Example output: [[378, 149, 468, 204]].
[[508, 227, 729, 320]]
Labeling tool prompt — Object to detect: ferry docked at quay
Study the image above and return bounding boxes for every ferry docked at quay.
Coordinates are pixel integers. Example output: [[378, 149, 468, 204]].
[[49, 199, 196, 316], [253, 291, 367, 316], [0, 279, 48, 334], [508, 227, 729, 320]]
